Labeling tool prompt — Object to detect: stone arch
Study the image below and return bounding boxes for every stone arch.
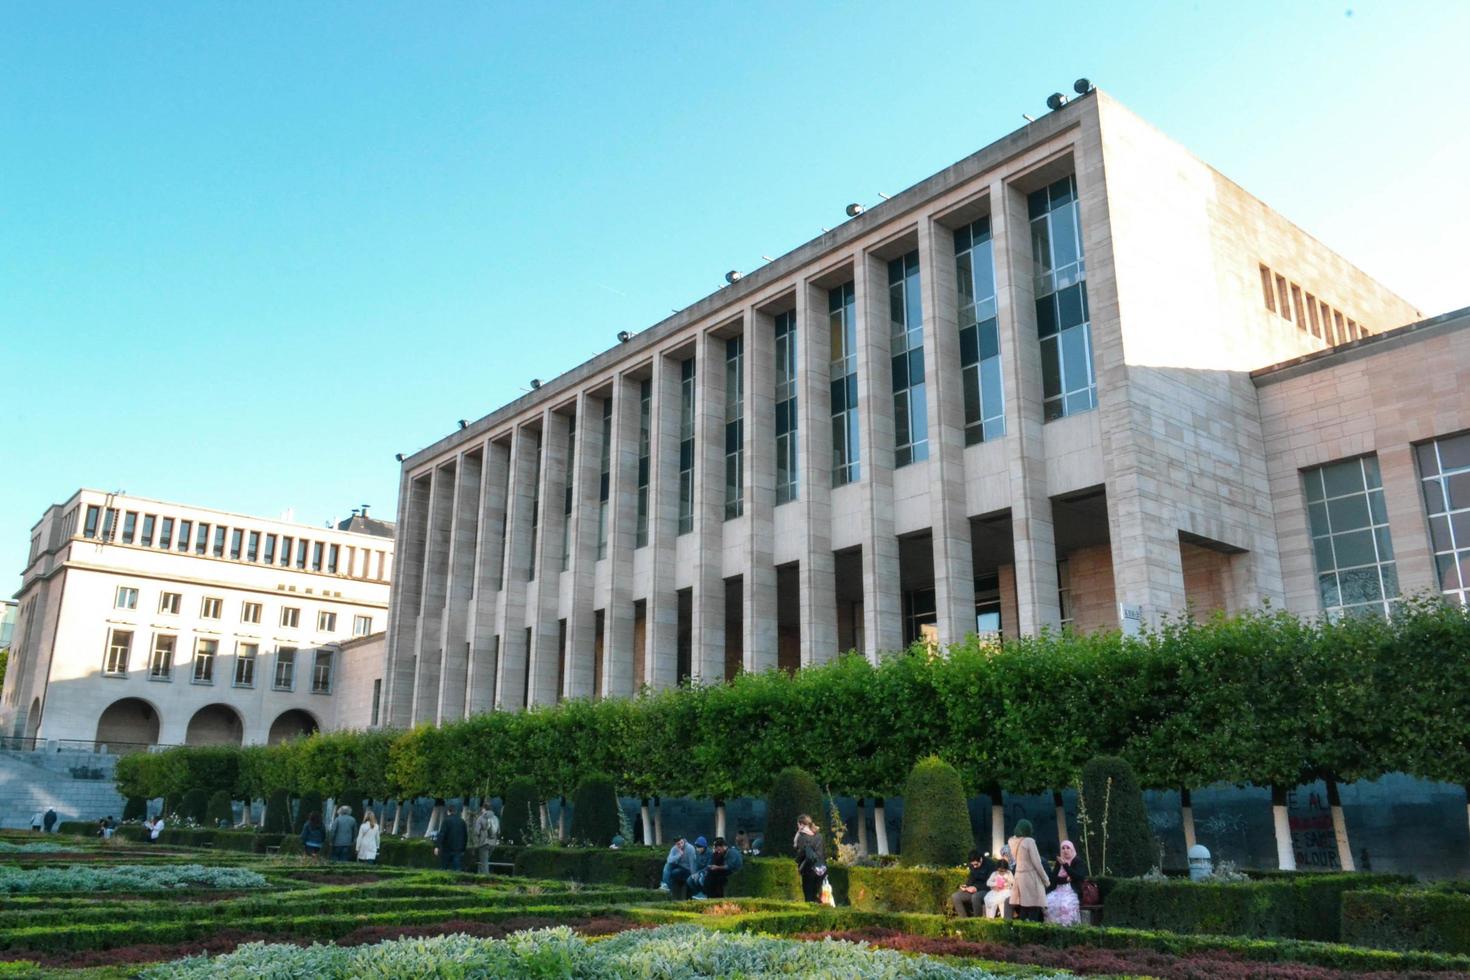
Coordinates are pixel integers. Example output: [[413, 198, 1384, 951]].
[[267, 709, 319, 745], [94, 697, 161, 751], [25, 699, 41, 742], [184, 703, 244, 747]]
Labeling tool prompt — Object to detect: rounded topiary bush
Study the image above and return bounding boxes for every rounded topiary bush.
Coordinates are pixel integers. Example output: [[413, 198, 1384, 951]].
[[569, 773, 620, 846], [263, 789, 292, 833], [337, 787, 366, 820], [205, 790, 234, 827], [163, 794, 182, 819], [899, 756, 973, 868], [295, 790, 324, 834], [122, 796, 147, 822], [180, 788, 210, 825], [501, 778, 540, 845], [1079, 755, 1157, 877], [764, 767, 821, 858]]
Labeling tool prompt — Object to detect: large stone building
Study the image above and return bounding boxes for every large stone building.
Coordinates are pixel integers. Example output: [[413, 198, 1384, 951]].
[[1, 490, 394, 747], [382, 88, 1456, 729]]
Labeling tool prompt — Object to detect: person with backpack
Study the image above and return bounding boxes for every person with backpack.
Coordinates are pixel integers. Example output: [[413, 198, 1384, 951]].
[[472, 800, 501, 874], [794, 814, 827, 903]]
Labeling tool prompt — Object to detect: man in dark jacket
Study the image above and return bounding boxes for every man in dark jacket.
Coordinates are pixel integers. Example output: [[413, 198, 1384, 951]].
[[327, 805, 358, 862], [950, 850, 994, 917], [693, 836, 743, 898], [435, 806, 469, 871], [42, 809, 57, 834]]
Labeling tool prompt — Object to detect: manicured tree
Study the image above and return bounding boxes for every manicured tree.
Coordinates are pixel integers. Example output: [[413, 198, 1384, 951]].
[[501, 777, 541, 845], [1079, 756, 1156, 877], [205, 790, 234, 827], [181, 787, 210, 825], [122, 796, 147, 821], [337, 787, 367, 820], [163, 794, 182, 819], [764, 767, 821, 858], [899, 756, 974, 867], [263, 789, 293, 833], [569, 772, 620, 846], [295, 790, 324, 833]]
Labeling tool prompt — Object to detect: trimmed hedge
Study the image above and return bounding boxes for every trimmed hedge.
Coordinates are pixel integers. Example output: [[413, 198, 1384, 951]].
[[1106, 873, 1414, 943], [569, 773, 619, 847], [764, 767, 820, 855], [122, 796, 147, 821], [205, 791, 233, 827], [263, 789, 292, 833], [1079, 756, 1155, 878], [899, 757, 972, 868], [179, 788, 209, 825], [1341, 886, 1470, 953], [501, 778, 539, 846]]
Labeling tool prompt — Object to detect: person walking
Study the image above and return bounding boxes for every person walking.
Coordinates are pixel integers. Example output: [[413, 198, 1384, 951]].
[[327, 805, 358, 862], [435, 804, 469, 871], [356, 810, 381, 863], [42, 809, 57, 834], [472, 800, 501, 874], [1007, 819, 1049, 922], [794, 814, 828, 904], [300, 812, 326, 861]]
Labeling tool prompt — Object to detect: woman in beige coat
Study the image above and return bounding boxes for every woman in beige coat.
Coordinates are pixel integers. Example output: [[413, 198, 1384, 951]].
[[1006, 819, 1049, 922]]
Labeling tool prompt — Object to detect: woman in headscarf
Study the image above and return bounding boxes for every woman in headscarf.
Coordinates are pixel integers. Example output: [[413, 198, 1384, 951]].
[[1006, 819, 1049, 922], [1045, 839, 1087, 925]]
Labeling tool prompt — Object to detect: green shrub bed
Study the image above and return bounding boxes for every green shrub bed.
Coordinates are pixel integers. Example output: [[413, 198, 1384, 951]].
[[1105, 873, 1413, 942], [0, 863, 267, 894], [137, 924, 1024, 979], [1341, 886, 1470, 954]]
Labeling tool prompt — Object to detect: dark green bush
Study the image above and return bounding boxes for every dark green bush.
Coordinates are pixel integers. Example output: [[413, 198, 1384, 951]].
[[898, 756, 972, 868], [569, 773, 620, 847], [501, 778, 540, 845], [764, 767, 821, 859], [337, 787, 366, 820], [162, 794, 181, 819], [263, 789, 292, 833], [295, 790, 323, 834], [1342, 887, 1470, 953], [1078, 756, 1155, 877], [122, 796, 147, 821], [180, 788, 210, 825], [840, 864, 955, 913], [205, 790, 234, 827]]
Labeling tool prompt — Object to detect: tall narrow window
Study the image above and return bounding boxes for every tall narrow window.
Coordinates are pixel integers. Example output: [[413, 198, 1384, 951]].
[[561, 413, 576, 571], [353, 614, 373, 636], [1030, 175, 1096, 420], [229, 528, 243, 560], [1417, 432, 1470, 607], [311, 541, 324, 571], [327, 543, 339, 574], [263, 534, 277, 565], [295, 539, 308, 569], [176, 519, 192, 552], [281, 536, 293, 567], [104, 630, 132, 676], [274, 647, 296, 690], [149, 634, 175, 680], [889, 250, 928, 465], [955, 217, 1005, 443], [597, 398, 612, 559], [1304, 456, 1399, 618], [312, 650, 333, 693], [102, 508, 117, 539], [159, 592, 181, 615], [247, 531, 260, 562], [241, 601, 262, 624], [725, 336, 745, 519], [829, 282, 860, 486], [159, 517, 174, 550], [678, 358, 696, 533], [141, 515, 156, 547], [635, 379, 652, 547], [122, 512, 137, 544], [775, 310, 799, 503], [83, 505, 100, 538], [528, 431, 542, 579], [191, 638, 217, 684], [195, 522, 210, 555], [371, 679, 382, 726], [234, 643, 257, 688], [115, 586, 138, 610]]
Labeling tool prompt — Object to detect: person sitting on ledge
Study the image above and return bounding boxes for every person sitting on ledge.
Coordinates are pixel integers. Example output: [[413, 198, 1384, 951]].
[[691, 836, 743, 899], [1044, 839, 1088, 926], [658, 836, 696, 894], [950, 850, 993, 917], [984, 863, 1013, 919]]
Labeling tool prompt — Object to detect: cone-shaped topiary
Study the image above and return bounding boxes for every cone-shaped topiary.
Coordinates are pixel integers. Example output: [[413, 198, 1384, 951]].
[[569, 773, 620, 846], [501, 777, 540, 845], [764, 767, 822, 858], [122, 796, 147, 822], [295, 790, 324, 834], [263, 789, 292, 833], [899, 756, 974, 867], [1079, 755, 1157, 877], [180, 787, 210, 825], [205, 790, 234, 827], [337, 787, 366, 820], [163, 794, 181, 819]]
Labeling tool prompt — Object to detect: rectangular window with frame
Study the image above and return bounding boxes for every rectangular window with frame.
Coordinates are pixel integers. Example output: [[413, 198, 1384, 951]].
[[311, 650, 334, 693], [263, 534, 277, 565], [296, 539, 308, 569], [274, 647, 296, 690], [597, 397, 612, 559], [1304, 455, 1399, 618], [241, 601, 262, 625], [775, 310, 800, 502], [562, 412, 576, 571], [1416, 432, 1470, 608], [191, 638, 217, 684], [149, 634, 175, 680], [829, 282, 860, 486], [371, 679, 382, 726], [159, 592, 181, 615], [201, 596, 223, 619], [317, 610, 337, 633], [311, 541, 324, 571], [955, 216, 1005, 444], [636, 379, 652, 548], [196, 523, 210, 555], [725, 336, 745, 519], [122, 512, 138, 544], [234, 642, 257, 688], [247, 530, 260, 562], [281, 606, 300, 628], [889, 250, 929, 464], [104, 629, 132, 676], [159, 517, 174, 550], [141, 514, 156, 547], [527, 431, 542, 580], [177, 520, 193, 552], [115, 586, 138, 610], [83, 505, 101, 538], [678, 357, 696, 533], [102, 508, 117, 539], [280, 536, 293, 567], [229, 528, 242, 559], [353, 614, 372, 637], [327, 543, 339, 574], [1030, 175, 1096, 421]]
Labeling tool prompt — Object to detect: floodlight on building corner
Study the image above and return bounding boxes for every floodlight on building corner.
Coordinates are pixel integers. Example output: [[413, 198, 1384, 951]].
[[530, 379, 542, 390], [845, 203, 864, 217], [395, 453, 404, 462], [1073, 78, 1093, 95], [458, 419, 468, 430], [617, 330, 632, 343], [1046, 93, 1068, 111], [725, 270, 742, 284]]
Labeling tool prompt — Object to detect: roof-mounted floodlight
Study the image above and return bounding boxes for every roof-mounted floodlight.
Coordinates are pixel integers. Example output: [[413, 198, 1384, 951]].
[[617, 330, 631, 343], [394, 453, 405, 462], [457, 419, 468, 429], [1073, 78, 1093, 95], [1046, 92, 1068, 111], [530, 379, 542, 390], [725, 270, 742, 284], [845, 203, 864, 217]]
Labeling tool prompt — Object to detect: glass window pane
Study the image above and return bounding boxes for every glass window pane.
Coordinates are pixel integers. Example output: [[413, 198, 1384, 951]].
[[1057, 283, 1084, 329], [1303, 468, 1325, 502], [1374, 526, 1395, 561], [979, 320, 1000, 361], [1061, 326, 1090, 394], [1447, 471, 1470, 510], [1313, 536, 1335, 571], [981, 358, 1004, 423], [1327, 494, 1369, 532], [1431, 515, 1454, 552], [1307, 501, 1331, 537], [1437, 553, 1460, 590], [1339, 567, 1383, 605], [909, 384, 928, 446], [1363, 456, 1383, 489], [909, 347, 925, 388], [1041, 339, 1062, 399], [1065, 390, 1095, 416], [893, 393, 909, 446], [1318, 573, 1340, 608], [1367, 490, 1387, 525], [1331, 530, 1376, 568], [1423, 479, 1448, 515], [1321, 460, 1365, 498], [1452, 511, 1470, 547], [1440, 433, 1470, 472], [959, 325, 978, 366], [1380, 563, 1400, 600], [962, 369, 981, 426], [891, 353, 907, 393], [1035, 294, 1058, 338], [1416, 442, 1441, 476]]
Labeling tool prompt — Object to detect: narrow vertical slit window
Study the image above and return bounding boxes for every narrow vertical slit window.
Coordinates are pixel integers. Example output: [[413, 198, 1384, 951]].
[[122, 512, 137, 544], [528, 431, 543, 579], [724, 336, 745, 519], [775, 310, 800, 502], [597, 398, 612, 559], [561, 413, 576, 571], [955, 216, 1005, 444], [889, 250, 928, 464], [1030, 175, 1096, 421], [636, 379, 652, 547], [829, 282, 860, 485], [678, 357, 696, 533]]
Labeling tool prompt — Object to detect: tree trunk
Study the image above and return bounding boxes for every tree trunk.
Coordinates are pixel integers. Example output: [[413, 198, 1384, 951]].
[[425, 803, 444, 838], [653, 796, 664, 846], [991, 794, 1005, 857], [640, 798, 653, 846], [856, 798, 869, 856], [558, 796, 568, 841], [1271, 785, 1296, 870], [404, 804, 415, 838], [1326, 778, 1355, 871], [873, 797, 890, 856], [1180, 787, 1196, 850], [714, 798, 726, 839], [256, 799, 267, 828], [1053, 790, 1068, 843], [539, 802, 551, 831]]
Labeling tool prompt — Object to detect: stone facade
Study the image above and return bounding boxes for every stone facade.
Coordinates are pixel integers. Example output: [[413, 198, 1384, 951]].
[[383, 90, 1433, 727]]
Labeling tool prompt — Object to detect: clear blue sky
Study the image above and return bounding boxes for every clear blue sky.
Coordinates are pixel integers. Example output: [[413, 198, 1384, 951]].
[[3, 0, 1467, 589]]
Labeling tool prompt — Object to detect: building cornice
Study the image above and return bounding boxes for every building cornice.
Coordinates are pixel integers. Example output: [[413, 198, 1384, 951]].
[[1252, 305, 1470, 386]]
